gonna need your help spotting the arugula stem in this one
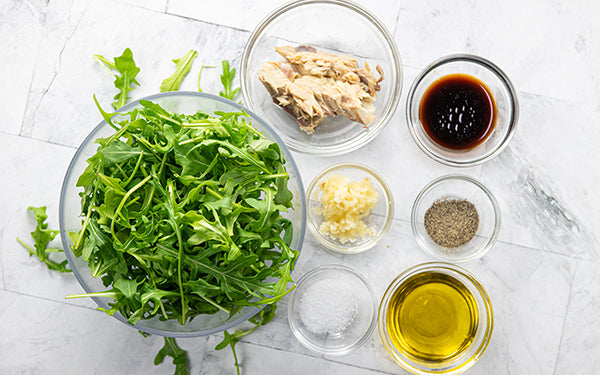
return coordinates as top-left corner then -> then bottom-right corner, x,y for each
205,187 -> 222,199
17,237 -> 37,257
66,291 -> 120,299
192,294 -> 230,314
197,64 -> 215,92
230,341 -> 241,375
73,164 -> 103,253
123,151 -> 144,186
110,174 -> 152,239
261,173 -> 289,179
93,54 -> 116,71
131,134 -> 159,154
166,181 -> 187,324
124,196 -> 140,208
114,163 -> 128,180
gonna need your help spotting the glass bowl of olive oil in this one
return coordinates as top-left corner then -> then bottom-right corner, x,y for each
378,262 -> 493,374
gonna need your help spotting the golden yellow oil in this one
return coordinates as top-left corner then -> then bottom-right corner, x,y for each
386,271 -> 478,363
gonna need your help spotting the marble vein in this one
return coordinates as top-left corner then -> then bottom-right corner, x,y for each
26,1 -> 91,138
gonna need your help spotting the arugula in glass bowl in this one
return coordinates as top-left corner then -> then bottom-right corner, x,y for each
60,92 -> 305,336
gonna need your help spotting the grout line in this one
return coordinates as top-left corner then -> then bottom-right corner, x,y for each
551,259 -> 580,375
0,228 -> 5,289
18,1 -> 46,138
160,6 -> 252,34
388,208 -> 600,264
0,287 -> 102,313
1,128 -> 78,150
29,136 -> 78,150
391,3 -> 406,37
240,339 -> 397,375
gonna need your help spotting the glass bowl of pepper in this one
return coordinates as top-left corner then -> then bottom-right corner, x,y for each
411,174 -> 501,263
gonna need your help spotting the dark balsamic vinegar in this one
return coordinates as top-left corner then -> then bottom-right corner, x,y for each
419,74 -> 496,150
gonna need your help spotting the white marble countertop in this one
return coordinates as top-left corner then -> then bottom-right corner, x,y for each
2,0 -> 599,374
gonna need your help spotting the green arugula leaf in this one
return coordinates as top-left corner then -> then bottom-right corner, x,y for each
154,337 -> 189,375
218,60 -> 240,100
97,48 -> 140,110
160,49 -> 198,92
17,206 -> 71,273
100,140 -> 143,164
113,277 -> 139,300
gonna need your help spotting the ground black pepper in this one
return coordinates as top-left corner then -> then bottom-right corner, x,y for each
424,199 -> 479,248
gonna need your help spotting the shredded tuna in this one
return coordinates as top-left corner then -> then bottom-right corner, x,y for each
257,45 -> 383,134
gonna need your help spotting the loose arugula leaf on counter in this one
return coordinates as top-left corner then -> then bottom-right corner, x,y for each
94,48 -> 140,109
219,60 -> 240,100
17,206 -> 71,273
160,49 -> 198,92
154,337 -> 189,375
67,99 -> 298,329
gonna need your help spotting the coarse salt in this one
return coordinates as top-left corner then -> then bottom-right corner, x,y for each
298,279 -> 358,336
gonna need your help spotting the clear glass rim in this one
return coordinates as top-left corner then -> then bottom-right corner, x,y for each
288,264 -> 378,355
306,162 -> 395,253
410,174 -> 501,263
240,0 -> 403,156
406,54 -> 519,167
58,91 -> 307,337
378,261 -> 494,374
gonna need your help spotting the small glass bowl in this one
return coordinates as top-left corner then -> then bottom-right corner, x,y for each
240,0 -> 403,156
288,264 -> 377,355
378,262 -> 493,374
306,163 -> 394,254
406,54 -> 519,167
411,174 -> 500,263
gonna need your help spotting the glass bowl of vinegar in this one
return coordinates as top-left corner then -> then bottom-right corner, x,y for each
378,262 -> 493,374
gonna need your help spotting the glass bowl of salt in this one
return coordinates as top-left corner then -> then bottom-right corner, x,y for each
287,264 -> 377,355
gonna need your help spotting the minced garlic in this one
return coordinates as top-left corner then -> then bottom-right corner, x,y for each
314,174 -> 379,243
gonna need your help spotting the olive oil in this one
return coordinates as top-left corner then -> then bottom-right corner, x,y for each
386,271 -> 478,363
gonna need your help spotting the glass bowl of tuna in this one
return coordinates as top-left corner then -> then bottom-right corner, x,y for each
288,264 -> 378,355
306,162 -> 394,254
58,91 -> 306,337
240,0 -> 403,156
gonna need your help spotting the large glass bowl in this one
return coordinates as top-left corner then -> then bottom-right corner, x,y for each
240,0 -> 403,156
58,91 -> 306,338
